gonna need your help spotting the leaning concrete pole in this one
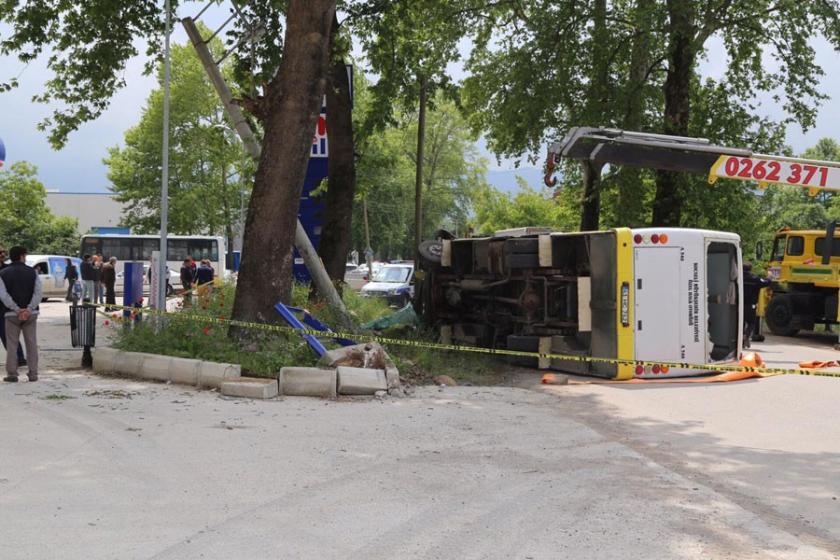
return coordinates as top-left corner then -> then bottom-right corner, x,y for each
183,17 -> 352,328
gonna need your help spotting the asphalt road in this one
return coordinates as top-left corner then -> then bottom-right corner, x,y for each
0,302 -> 837,559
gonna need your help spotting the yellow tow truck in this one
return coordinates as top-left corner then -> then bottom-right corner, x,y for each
761,223 -> 839,336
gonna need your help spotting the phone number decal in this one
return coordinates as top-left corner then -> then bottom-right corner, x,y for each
710,155 -> 840,192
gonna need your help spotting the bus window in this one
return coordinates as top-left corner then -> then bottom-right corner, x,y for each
814,237 -> 840,258
167,240 -> 189,261
188,239 -> 218,261
707,242 -> 738,362
102,238 -> 134,260
786,236 -> 805,256
138,239 -> 157,260
81,237 -> 101,257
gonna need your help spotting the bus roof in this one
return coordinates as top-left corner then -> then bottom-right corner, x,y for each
81,234 -> 224,240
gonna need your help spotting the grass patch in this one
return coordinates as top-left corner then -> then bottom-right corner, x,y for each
112,281 -> 508,384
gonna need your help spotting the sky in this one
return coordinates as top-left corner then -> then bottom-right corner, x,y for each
0,7 -> 839,195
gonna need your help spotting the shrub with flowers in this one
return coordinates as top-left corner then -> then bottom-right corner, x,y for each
112,282 -> 319,376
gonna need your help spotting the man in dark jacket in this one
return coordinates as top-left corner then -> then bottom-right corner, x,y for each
64,257 -> 78,302
179,258 -> 196,307
101,256 -> 117,310
0,246 -> 41,382
743,262 -> 772,348
80,254 -> 95,302
0,248 -> 25,366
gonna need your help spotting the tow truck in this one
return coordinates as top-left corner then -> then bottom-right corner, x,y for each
543,127 -> 840,347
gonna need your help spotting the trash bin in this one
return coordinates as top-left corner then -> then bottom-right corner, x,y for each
70,304 -> 96,367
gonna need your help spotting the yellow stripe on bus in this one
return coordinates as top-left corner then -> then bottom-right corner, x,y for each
615,228 -> 635,380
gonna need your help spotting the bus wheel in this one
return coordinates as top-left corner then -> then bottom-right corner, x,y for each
765,296 -> 799,337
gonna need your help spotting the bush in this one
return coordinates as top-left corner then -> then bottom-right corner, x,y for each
112,281 -> 507,383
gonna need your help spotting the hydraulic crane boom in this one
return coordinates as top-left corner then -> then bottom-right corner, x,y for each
545,127 -> 840,196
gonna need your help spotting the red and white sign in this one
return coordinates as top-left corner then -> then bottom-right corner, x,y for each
311,111 -> 328,158
710,155 -> 840,192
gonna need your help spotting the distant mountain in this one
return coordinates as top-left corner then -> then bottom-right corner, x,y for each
486,167 -> 546,194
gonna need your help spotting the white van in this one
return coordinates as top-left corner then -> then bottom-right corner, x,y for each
25,255 -> 82,301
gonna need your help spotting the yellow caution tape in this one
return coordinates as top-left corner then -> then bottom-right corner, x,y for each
92,302 -> 840,379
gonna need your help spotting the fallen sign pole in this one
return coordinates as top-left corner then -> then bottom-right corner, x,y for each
182,16 -> 353,330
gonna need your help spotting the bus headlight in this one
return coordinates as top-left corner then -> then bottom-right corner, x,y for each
620,282 -> 630,326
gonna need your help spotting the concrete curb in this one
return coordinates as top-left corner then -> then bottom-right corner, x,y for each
279,367 -> 337,398
93,347 -> 240,389
337,366 -> 388,395
221,378 -> 279,399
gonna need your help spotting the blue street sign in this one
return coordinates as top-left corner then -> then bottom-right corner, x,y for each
0,136 -> 5,168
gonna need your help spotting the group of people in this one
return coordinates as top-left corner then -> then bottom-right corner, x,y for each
63,254 -> 118,309
180,256 -> 215,303
0,246 -> 40,382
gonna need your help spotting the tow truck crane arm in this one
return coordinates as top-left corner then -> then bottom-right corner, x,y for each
545,127 -> 840,196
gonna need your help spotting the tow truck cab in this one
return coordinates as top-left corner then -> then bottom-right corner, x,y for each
764,224 -> 840,336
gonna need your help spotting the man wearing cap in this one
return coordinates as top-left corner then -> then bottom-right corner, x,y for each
0,246 -> 41,382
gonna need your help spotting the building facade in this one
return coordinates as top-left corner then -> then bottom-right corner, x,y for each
45,191 -> 126,235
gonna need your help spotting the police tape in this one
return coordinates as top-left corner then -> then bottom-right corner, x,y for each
90,302 -> 840,379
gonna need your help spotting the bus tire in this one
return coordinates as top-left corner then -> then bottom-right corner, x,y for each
765,296 -> 799,337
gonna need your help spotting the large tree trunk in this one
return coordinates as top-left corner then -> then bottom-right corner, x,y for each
652,0 -> 695,227
616,0 -> 652,227
579,0 -> 608,230
579,161 -> 601,231
232,0 -> 335,327
317,59 -> 356,289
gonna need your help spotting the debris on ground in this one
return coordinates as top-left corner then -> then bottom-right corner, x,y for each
360,303 -> 419,331
41,394 -> 77,401
433,375 -> 457,387
84,389 -> 139,399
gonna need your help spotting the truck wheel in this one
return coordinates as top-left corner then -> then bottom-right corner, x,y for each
765,296 -> 799,337
418,240 -> 443,265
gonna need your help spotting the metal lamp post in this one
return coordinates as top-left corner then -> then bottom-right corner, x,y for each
157,0 -> 172,311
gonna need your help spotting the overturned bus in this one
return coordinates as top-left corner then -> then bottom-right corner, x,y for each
416,227 -> 742,379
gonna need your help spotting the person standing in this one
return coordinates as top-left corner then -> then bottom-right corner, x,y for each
93,255 -> 103,305
743,262 -> 771,348
0,248 -> 25,366
0,246 -> 41,382
180,257 -> 196,306
80,254 -> 95,302
64,257 -> 79,302
195,259 -> 215,302
102,257 -> 117,310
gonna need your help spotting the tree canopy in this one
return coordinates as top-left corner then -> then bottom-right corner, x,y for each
0,161 -> 79,255
352,86 -> 489,259
104,30 -> 252,246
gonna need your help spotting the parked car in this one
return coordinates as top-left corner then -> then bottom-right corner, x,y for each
345,262 -> 385,291
116,264 -> 179,296
25,255 -> 81,301
360,263 -> 414,307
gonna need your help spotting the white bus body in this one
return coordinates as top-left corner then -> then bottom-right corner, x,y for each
629,228 -> 742,378
79,234 -> 226,293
